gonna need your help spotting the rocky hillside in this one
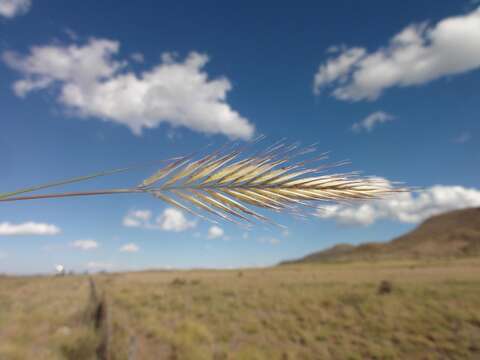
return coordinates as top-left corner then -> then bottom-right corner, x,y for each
282,207 -> 480,264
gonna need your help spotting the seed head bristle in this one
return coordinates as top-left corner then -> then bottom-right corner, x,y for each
138,141 -> 405,225
0,140 -> 406,227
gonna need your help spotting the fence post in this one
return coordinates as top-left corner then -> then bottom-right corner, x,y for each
128,335 -> 138,360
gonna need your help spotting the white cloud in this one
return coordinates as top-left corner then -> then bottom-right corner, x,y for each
314,7 -> 480,101
258,237 -> 280,245
119,243 -> 139,252
453,131 -> 471,144
317,184 -> 480,226
3,38 -> 255,139
0,222 -> 60,236
0,0 -> 31,18
157,208 -> 196,232
314,47 -> 366,94
130,52 -> 144,63
123,209 -> 152,228
123,208 -> 195,232
72,239 -> 98,250
352,111 -> 394,132
207,225 -> 224,239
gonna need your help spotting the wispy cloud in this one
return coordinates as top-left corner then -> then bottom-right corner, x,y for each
64,28 -> 79,41
72,239 -> 99,250
0,0 -> 31,18
258,237 -> 280,245
314,7 -> 480,101
119,243 -> 139,253
0,222 -> 60,236
352,111 -> 394,132
3,39 -> 254,139
86,261 -> 114,271
130,52 -> 144,63
317,183 -> 480,226
453,131 -> 471,144
123,210 -> 152,228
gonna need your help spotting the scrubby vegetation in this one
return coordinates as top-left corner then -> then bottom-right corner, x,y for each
1,258 -> 480,359
0,275 -> 97,359
283,208 -> 480,264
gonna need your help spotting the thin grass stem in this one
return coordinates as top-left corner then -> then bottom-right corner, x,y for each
0,189 -> 140,202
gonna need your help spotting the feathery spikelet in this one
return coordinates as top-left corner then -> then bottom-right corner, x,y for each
136,141 -> 403,226
0,141 -> 405,227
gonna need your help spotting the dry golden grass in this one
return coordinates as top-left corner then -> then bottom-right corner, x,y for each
0,275 -> 97,360
101,258 -> 480,360
1,258 -> 480,359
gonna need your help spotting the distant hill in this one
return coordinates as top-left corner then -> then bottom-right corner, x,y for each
281,207 -> 480,264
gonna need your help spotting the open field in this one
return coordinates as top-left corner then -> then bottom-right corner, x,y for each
1,258 -> 480,359
0,275 -> 97,359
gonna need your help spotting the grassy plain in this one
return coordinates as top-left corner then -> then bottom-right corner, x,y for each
0,275 -> 97,359
1,258 -> 480,359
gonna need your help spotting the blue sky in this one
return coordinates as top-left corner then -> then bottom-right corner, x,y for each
1,0 -> 479,274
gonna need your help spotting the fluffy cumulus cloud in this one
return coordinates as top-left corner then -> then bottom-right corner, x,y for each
314,7 -> 480,101
123,210 -> 152,228
119,243 -> 139,252
352,111 -> 394,132
0,0 -> 31,18
72,239 -> 98,250
0,222 -> 60,236
2,39 -> 255,139
207,225 -> 224,239
157,208 -> 196,232
317,184 -> 480,226
123,208 -> 196,232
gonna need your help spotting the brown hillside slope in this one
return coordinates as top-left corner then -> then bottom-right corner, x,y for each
282,207 -> 480,264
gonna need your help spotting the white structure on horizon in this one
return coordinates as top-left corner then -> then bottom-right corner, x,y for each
55,264 -> 65,276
